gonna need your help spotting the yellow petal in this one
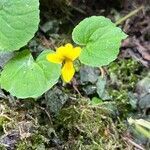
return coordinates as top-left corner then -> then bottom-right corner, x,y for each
63,46 -> 81,61
61,60 -> 75,83
71,47 -> 82,61
56,46 -> 65,53
56,43 -> 81,61
65,43 -> 73,50
46,53 -> 63,64
57,44 -> 73,58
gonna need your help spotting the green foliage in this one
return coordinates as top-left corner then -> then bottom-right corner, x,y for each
0,115 -> 10,126
90,97 -> 103,105
107,59 -> 147,117
128,118 -> 150,139
72,16 -> 128,67
0,0 -> 39,51
0,145 -> 6,150
0,50 -> 61,98
109,59 -> 141,89
56,99 -> 127,149
16,134 -> 46,150
0,2 -> 128,98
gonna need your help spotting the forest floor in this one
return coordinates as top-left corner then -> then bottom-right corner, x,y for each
0,0 -> 150,150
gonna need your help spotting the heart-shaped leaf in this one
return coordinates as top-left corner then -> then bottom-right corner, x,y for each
72,16 -> 128,67
0,0 -> 39,51
0,50 -> 61,98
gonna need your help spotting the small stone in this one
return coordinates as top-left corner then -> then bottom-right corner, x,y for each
135,74 -> 150,112
45,87 -> 68,114
82,85 -> 97,95
80,66 -> 100,85
0,131 -> 20,150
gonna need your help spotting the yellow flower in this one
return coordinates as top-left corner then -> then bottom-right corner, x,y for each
46,43 -> 81,83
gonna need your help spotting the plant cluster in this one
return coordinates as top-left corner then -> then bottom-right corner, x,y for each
0,0 -> 127,98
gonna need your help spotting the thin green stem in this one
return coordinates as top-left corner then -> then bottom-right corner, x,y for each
115,6 -> 144,25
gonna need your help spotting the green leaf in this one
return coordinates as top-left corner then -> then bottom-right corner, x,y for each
96,76 -> 112,100
90,97 -> 103,105
72,16 -> 115,45
0,50 -> 61,98
0,0 -> 39,51
72,16 -> 128,67
128,118 -> 150,139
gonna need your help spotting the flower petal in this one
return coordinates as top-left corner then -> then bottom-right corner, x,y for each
65,43 -> 73,50
56,43 -> 81,61
61,60 -> 75,82
64,46 -> 82,61
46,53 -> 63,64
56,46 -> 65,54
57,44 -> 73,57
71,47 -> 82,61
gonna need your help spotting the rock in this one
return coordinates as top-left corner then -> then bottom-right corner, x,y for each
136,74 -> 150,97
135,73 -> 150,113
45,87 -> 68,114
80,66 -> 100,85
82,85 -> 97,95
0,131 -> 20,150
138,94 -> 150,111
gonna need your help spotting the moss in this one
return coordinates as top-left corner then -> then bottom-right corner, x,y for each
52,59 -> 146,149
0,59 -> 147,150
108,59 -> 146,117
0,115 -> 10,133
56,98 -> 128,149
16,134 -> 46,150
0,100 -> 49,150
108,59 -> 143,90
0,145 -> 6,150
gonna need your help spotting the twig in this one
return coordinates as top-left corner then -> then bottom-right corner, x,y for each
35,104 -> 53,125
73,84 -> 82,96
123,137 -> 145,150
0,114 -> 12,121
115,6 -> 144,25
71,6 -> 86,15
72,78 -> 83,97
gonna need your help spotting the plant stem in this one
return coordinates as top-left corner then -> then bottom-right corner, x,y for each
115,6 -> 144,25
100,67 -> 105,78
